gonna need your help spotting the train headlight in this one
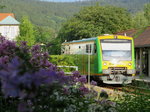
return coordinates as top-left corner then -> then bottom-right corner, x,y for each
128,63 -> 132,66
127,69 -> 135,74
103,69 -> 111,74
103,63 -> 107,66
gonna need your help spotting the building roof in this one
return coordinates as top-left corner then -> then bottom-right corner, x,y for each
62,37 -> 97,45
134,27 -> 150,48
0,13 -> 15,21
115,29 -> 137,37
115,27 -> 150,48
0,16 -> 20,25
0,13 -> 19,25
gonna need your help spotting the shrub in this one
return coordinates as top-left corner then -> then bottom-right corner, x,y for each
49,55 -> 77,72
0,36 -> 116,112
116,87 -> 150,112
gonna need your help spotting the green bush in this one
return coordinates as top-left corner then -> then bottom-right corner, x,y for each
49,55 -> 77,72
49,55 -> 76,66
116,87 -> 150,112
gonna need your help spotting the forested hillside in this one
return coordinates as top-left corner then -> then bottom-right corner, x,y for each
0,0 -> 81,31
97,0 -> 150,13
0,0 -> 150,31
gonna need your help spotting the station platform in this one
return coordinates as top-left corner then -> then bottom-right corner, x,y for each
134,75 -> 150,83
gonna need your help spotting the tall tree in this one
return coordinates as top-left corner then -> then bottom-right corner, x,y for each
34,26 -> 54,45
0,5 -> 5,9
0,1 -> 5,10
34,26 -> 57,53
132,12 -> 148,28
17,16 -> 35,46
144,3 -> 150,24
58,5 -> 133,41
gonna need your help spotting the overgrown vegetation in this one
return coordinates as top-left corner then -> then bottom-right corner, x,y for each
116,85 -> 150,112
0,36 -> 117,112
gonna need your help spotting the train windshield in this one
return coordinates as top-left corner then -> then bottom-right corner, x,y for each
101,39 -> 132,61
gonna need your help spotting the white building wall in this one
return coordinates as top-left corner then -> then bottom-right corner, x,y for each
0,25 -> 19,40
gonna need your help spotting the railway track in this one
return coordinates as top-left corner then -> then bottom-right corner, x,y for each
86,81 -> 150,97
101,84 -> 150,96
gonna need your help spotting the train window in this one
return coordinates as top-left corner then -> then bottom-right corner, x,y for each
94,43 -> 97,53
86,44 -> 92,53
101,39 -> 132,61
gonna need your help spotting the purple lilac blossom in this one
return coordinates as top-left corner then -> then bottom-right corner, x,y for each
79,86 -> 89,95
72,71 -> 80,78
0,56 -> 9,65
78,75 -> 87,84
0,37 -> 98,112
43,52 -> 49,58
19,41 -> 29,53
0,36 -> 5,42
0,37 -> 16,57
91,80 -> 97,86
31,44 -> 41,55
57,70 -> 64,76
0,57 -> 22,97
20,41 -> 27,46
0,56 -> 67,97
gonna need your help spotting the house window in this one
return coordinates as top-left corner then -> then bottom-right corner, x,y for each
4,26 -> 8,36
11,26 -> 15,38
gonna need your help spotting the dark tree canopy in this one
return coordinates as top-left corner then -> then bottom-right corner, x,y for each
58,5 -> 133,41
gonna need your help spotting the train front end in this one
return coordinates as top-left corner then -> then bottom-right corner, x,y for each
97,35 -> 135,84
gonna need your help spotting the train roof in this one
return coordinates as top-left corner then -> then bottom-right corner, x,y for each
62,35 -> 133,45
62,37 -> 97,45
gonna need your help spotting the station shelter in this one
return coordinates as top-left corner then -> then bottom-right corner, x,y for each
116,26 -> 150,78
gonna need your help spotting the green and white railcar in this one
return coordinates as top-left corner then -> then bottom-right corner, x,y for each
61,35 -> 135,84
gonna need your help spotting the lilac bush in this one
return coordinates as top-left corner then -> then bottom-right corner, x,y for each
0,36 -> 93,111
0,36 -> 58,97
0,36 -> 116,112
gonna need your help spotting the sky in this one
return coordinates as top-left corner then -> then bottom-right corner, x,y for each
41,0 -> 88,2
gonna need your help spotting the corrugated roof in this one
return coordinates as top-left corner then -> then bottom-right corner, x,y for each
0,13 -> 14,21
0,16 -> 20,25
